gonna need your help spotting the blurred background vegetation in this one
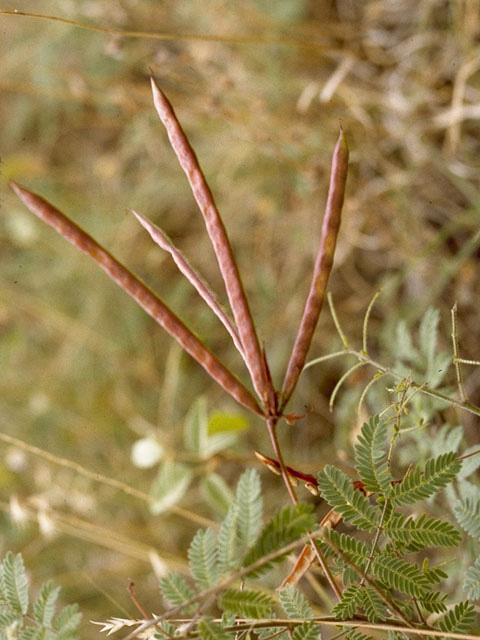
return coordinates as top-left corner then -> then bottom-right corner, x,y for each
1,0 -> 480,632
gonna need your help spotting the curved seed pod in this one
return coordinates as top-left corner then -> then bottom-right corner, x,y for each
281,128 -> 349,408
10,181 -> 263,417
150,76 -> 272,410
131,209 -> 244,356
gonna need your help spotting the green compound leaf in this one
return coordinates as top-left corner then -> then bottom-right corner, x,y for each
236,468 -> 263,549
150,460 -> 193,515
384,513 -> 461,548
324,529 -> 372,571
333,584 -> 362,620
389,452 -> 461,506
219,588 -> 275,618
184,396 -> 209,457
343,630 -> 373,640
463,557 -> 480,600
159,572 -> 195,613
317,466 -> 380,532
52,603 -> 82,638
242,503 -> 316,577
437,601 -> 476,633
202,473 -> 235,519
291,622 -> 321,640
188,528 -> 220,589
372,554 -> 429,598
33,580 -> 60,626
454,496 -> 480,539
197,617 -> 234,640
360,585 -> 387,622
218,505 -> 240,573
354,416 -> 392,494
279,584 -> 313,619
0,552 -> 29,615
418,591 -> 448,614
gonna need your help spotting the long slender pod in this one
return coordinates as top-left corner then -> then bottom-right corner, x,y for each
150,76 -> 273,411
281,129 -> 349,408
10,181 -> 263,417
131,209 -> 244,356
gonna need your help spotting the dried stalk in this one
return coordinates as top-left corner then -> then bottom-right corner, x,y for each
281,129 -> 349,409
150,75 -> 273,410
10,181 -> 263,417
131,209 -> 244,356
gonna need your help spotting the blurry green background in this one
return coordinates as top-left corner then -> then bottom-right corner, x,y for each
1,0 -> 480,630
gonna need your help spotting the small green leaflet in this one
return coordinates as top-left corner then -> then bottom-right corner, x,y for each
389,452 -> 461,506
333,584 -> 362,620
197,617 -> 234,640
371,554 -> 429,598
454,496 -> 480,539
219,588 -> 275,618
384,513 -> 461,548
242,503 -> 316,576
188,528 -> 220,589
0,552 -> 29,615
236,468 -> 263,549
354,416 -> 392,494
33,580 -> 60,626
159,572 -> 195,612
437,601 -> 476,633
279,584 -> 313,619
463,557 -> 480,600
202,473 -> 235,518
317,466 -> 380,532
291,622 -> 321,640
150,460 -> 192,514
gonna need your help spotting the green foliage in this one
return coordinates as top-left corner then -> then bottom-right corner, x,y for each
343,630 -> 373,640
0,552 -> 29,616
159,572 -> 195,612
371,554 -> 429,597
218,505 -> 240,573
389,452 -> 461,506
463,557 -> 480,600
417,591 -> 447,614
354,416 -> 392,494
150,460 -> 193,515
291,622 -> 321,640
219,588 -> 275,618
360,586 -> 387,622
188,528 -> 220,589
437,601 -> 476,633
324,530 -> 371,571
242,503 -> 316,576
0,553 -> 81,639
454,496 -> 480,539
333,584 -> 363,620
197,618 -> 234,640
279,585 -> 313,619
202,473 -> 235,518
317,466 -> 380,531
384,513 -> 461,549
235,468 -> 263,549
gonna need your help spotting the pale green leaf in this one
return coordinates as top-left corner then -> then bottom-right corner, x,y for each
0,552 -> 29,615
33,580 -> 60,626
372,554 -> 429,597
197,618 -> 233,640
279,584 -> 313,619
159,572 -> 195,613
454,496 -> 480,539
184,396 -> 209,457
208,412 -> 248,434
201,473 -> 234,518
463,557 -> 480,600
354,416 -> 392,494
150,461 -> 192,514
236,469 -> 263,549
218,505 -> 239,573
220,588 -> 275,618
188,528 -> 219,589
292,622 -> 321,640
438,601 -> 476,633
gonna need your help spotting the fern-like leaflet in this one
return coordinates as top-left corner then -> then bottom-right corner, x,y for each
317,466 -> 380,532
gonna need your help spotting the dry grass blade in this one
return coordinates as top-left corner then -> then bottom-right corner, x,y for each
281,128 -> 349,408
150,75 -> 272,410
131,209 -> 245,356
10,181 -> 263,417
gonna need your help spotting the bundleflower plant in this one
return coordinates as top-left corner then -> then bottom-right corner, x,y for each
10,74 -> 348,595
